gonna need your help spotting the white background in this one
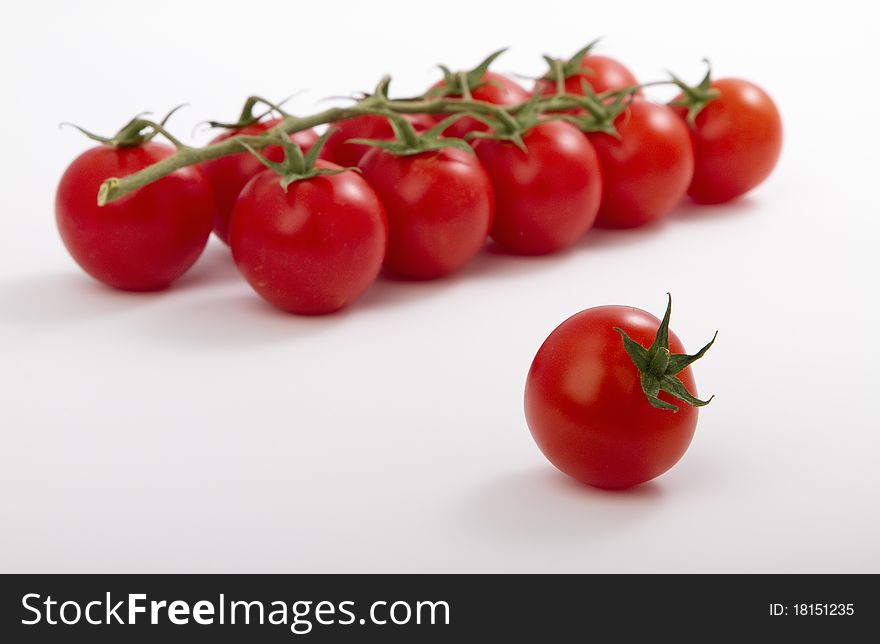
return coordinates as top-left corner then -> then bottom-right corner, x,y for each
1,0 -> 878,573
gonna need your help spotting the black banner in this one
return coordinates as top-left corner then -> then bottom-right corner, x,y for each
0,574 -> 875,641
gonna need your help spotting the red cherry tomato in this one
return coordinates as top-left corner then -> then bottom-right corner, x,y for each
429,71 -> 529,138
534,54 -> 638,98
200,118 -> 319,244
473,121 -> 602,255
671,78 -> 782,204
525,305 -> 701,489
587,98 -> 694,228
55,142 -> 214,291
319,114 -> 432,168
358,146 -> 494,279
229,161 -> 387,315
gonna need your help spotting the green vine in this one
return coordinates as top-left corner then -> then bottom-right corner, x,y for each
85,50 -> 717,206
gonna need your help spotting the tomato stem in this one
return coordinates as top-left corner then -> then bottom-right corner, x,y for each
614,294 -> 717,413
667,60 -> 720,124
90,52 -> 714,206
206,95 -> 293,130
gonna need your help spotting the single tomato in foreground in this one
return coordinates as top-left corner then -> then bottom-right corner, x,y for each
587,98 -> 694,228
229,159 -> 387,315
473,121 -> 602,255
358,145 -> 494,279
671,78 -> 782,204
525,295 -> 715,489
201,118 -> 319,244
56,141 -> 214,291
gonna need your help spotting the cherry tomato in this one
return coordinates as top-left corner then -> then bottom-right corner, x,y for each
229,161 -> 387,314
56,141 -> 214,291
587,98 -> 694,228
671,78 -> 782,204
534,54 -> 638,98
200,118 -> 319,244
358,146 -> 494,279
429,71 -> 529,138
473,121 -> 602,255
319,114 -> 432,168
525,303 -> 705,489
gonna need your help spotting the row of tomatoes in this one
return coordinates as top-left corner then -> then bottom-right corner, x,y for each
55,51 -> 782,314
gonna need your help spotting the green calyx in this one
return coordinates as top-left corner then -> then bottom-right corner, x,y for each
431,48 -> 508,97
62,105 -> 188,149
349,76 -> 478,156
207,95 -> 292,131
465,105 -> 528,152
464,90 -> 547,150
549,79 -> 631,137
349,112 -> 476,157
615,294 -> 717,413
238,129 -> 350,191
668,60 -> 720,125
540,39 -> 601,90
463,80 -> 629,151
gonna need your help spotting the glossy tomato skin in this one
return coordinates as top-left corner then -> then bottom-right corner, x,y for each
201,118 -> 319,244
525,306 -> 699,489
229,161 -> 387,315
587,98 -> 694,228
55,142 -> 214,291
429,71 -> 530,138
473,121 -> 602,255
534,54 -> 638,98
358,147 -> 494,279
319,114 -> 432,168
671,78 -> 782,204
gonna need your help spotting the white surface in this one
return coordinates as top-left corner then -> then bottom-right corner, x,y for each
1,0 -> 878,573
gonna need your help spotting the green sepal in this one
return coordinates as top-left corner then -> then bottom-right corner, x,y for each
668,60 -> 720,125
554,79 -> 631,136
430,48 -> 509,97
238,129 -> 354,191
372,76 -> 393,101
561,39 -> 602,77
466,128 -> 526,152
539,39 -> 602,86
615,327 -> 649,371
348,113 -> 476,157
667,331 -> 718,375
547,113 -> 619,139
660,374 -> 714,408
513,89 -> 550,129
614,294 -> 716,413
459,91 -> 541,152
421,113 -> 469,139
207,95 -> 292,130
639,374 -> 679,412
62,105 -> 187,148
302,128 -> 327,168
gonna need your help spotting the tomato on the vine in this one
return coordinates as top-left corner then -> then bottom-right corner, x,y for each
229,160 -> 387,315
587,98 -> 694,228
534,53 -> 637,98
358,146 -> 494,279
200,118 -> 319,244
428,71 -> 529,139
473,121 -> 602,255
525,296 -> 715,489
319,114 -> 432,168
56,141 -> 214,291
671,78 -> 782,204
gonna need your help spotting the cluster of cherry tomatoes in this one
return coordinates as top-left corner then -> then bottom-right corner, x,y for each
55,46 -> 782,315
